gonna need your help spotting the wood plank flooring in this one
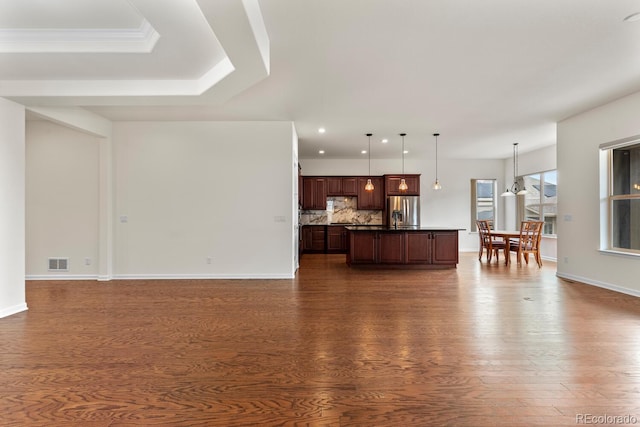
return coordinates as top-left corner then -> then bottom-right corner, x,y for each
2,253 -> 640,426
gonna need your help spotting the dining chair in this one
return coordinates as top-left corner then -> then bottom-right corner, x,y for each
476,220 -> 506,263
507,220 -> 544,267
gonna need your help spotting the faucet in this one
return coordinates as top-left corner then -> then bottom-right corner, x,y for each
392,210 -> 401,229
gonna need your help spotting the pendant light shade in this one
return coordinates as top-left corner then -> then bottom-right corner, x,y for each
501,142 -> 527,197
432,133 -> 442,190
365,133 -> 374,192
399,133 -> 408,192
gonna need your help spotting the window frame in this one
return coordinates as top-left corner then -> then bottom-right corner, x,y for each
470,178 -> 497,232
520,169 -> 557,236
601,137 -> 640,255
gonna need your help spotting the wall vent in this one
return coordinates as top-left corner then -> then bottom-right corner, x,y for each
48,258 -> 69,272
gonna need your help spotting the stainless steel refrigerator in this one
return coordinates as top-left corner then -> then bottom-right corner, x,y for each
387,196 -> 420,227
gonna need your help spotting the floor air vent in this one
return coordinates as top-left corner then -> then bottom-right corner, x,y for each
48,258 -> 69,271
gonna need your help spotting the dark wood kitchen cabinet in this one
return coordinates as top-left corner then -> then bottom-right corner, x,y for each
326,177 -> 358,196
385,174 -> 420,196
302,177 -> 327,210
347,229 -> 459,268
378,232 -> 405,264
302,225 -> 326,253
356,177 -> 384,210
326,225 -> 348,253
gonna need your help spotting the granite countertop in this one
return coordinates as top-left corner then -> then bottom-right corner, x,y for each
345,225 -> 464,231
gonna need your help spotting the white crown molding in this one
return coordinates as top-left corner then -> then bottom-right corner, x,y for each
0,57 -> 234,97
0,19 -> 160,53
0,0 -> 269,104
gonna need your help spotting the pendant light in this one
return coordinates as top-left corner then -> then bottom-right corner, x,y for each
501,142 -> 527,197
398,133 -> 408,192
365,133 -> 374,192
432,133 -> 442,190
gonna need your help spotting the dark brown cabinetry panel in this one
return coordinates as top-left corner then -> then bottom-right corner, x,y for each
348,231 -> 377,263
356,177 -> 384,210
341,177 -> 358,196
302,178 -> 327,210
405,232 -> 431,264
431,231 -> 459,264
326,177 -> 342,196
378,232 -> 405,264
347,229 -> 458,268
302,225 -> 326,252
385,174 -> 420,196
326,177 -> 359,196
327,226 -> 348,253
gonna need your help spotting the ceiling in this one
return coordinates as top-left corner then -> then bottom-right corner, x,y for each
3,0 -> 640,160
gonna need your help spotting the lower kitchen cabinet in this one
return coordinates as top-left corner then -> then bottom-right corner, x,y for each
302,225 -> 326,253
346,229 -> 459,268
326,225 -> 348,253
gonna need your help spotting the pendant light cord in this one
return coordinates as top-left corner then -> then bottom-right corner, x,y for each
367,133 -> 372,176
435,133 -> 439,180
400,133 -> 405,174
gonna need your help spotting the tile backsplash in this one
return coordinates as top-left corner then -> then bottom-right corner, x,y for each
300,197 -> 383,225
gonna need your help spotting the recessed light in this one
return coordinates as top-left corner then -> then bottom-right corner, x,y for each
404,150 -> 409,154
319,150 -> 325,154
318,127 -> 326,134
381,139 -> 388,143
361,150 -> 367,154
624,12 -> 640,22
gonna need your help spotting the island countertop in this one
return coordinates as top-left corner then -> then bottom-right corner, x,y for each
345,225 -> 464,232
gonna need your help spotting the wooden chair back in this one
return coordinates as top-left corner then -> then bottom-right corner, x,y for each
510,220 -> 544,267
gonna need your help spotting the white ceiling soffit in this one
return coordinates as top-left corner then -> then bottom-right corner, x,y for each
0,0 -> 270,102
0,20 -> 160,53
0,0 -> 160,54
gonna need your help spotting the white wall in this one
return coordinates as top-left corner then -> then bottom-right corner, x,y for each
25,121 -> 101,278
113,121 -> 296,278
300,156 -> 506,252
558,90 -> 640,296
0,98 -> 27,318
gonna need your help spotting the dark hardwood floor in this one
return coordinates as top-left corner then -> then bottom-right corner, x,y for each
2,253 -> 640,426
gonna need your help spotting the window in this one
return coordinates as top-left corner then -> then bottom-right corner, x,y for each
471,179 -> 497,231
521,170 -> 557,235
605,141 -> 640,252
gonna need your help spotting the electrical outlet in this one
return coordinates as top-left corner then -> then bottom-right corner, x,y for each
564,257 -> 569,264
206,257 -> 212,264
84,257 -> 91,266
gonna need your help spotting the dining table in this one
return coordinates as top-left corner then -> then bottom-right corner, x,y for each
490,230 -> 521,265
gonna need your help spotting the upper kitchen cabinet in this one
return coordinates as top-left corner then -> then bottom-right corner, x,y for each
385,174 -> 420,196
302,177 -> 327,210
356,177 -> 384,210
326,177 -> 358,196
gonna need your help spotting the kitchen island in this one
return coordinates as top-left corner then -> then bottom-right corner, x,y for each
346,226 -> 460,268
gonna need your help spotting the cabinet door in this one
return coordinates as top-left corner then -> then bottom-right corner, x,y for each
348,231 -> 377,263
326,177 -> 343,196
405,232 -> 431,264
357,177 -> 384,210
302,225 -> 326,252
431,231 -> 459,264
302,178 -> 327,210
385,175 -> 420,196
342,177 -> 358,196
327,226 -> 347,253
378,232 -> 404,264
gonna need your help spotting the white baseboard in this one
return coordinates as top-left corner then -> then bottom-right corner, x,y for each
0,302 -> 28,318
556,272 -> 640,298
26,274 -> 99,281
112,273 -> 296,280
27,273 -> 295,281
